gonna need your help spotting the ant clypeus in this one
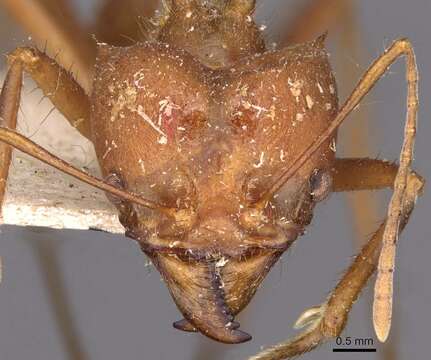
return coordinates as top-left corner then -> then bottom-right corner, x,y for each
0,1 -> 425,359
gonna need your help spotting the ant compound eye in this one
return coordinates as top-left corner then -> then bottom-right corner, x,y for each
104,172 -> 126,206
309,169 -> 332,202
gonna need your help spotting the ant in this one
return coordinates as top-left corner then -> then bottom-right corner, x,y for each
0,1 -> 424,359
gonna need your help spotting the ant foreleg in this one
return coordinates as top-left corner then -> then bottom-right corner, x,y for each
0,47 -> 91,209
2,0 -> 94,90
94,0 -> 159,46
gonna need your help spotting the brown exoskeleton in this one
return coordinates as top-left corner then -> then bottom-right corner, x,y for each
0,0 -> 424,358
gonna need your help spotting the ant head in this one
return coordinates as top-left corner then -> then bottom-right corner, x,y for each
91,36 -> 337,344
159,0 -> 265,68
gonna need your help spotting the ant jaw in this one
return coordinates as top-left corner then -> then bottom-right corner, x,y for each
124,207 -> 302,343
142,245 -> 285,343
151,252 -> 253,344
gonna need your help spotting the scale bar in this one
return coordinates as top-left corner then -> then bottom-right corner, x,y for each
333,348 -> 377,353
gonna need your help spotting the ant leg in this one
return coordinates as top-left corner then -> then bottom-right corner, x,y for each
278,0 -> 352,46
2,0 -> 95,90
332,158 -> 400,192
0,47 -> 91,208
249,159 -> 424,360
251,36 -> 421,359
5,47 -> 92,138
280,0 -> 380,257
0,60 -> 19,212
94,0 -> 159,46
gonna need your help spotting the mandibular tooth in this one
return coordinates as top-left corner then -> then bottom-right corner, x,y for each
173,319 -> 197,332
154,253 -> 252,343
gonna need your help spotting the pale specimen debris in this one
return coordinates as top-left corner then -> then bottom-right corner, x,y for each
296,113 -> 304,122
305,95 -> 314,109
136,105 -> 168,144
253,152 -> 265,168
330,138 -> 337,152
288,78 -> 304,98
